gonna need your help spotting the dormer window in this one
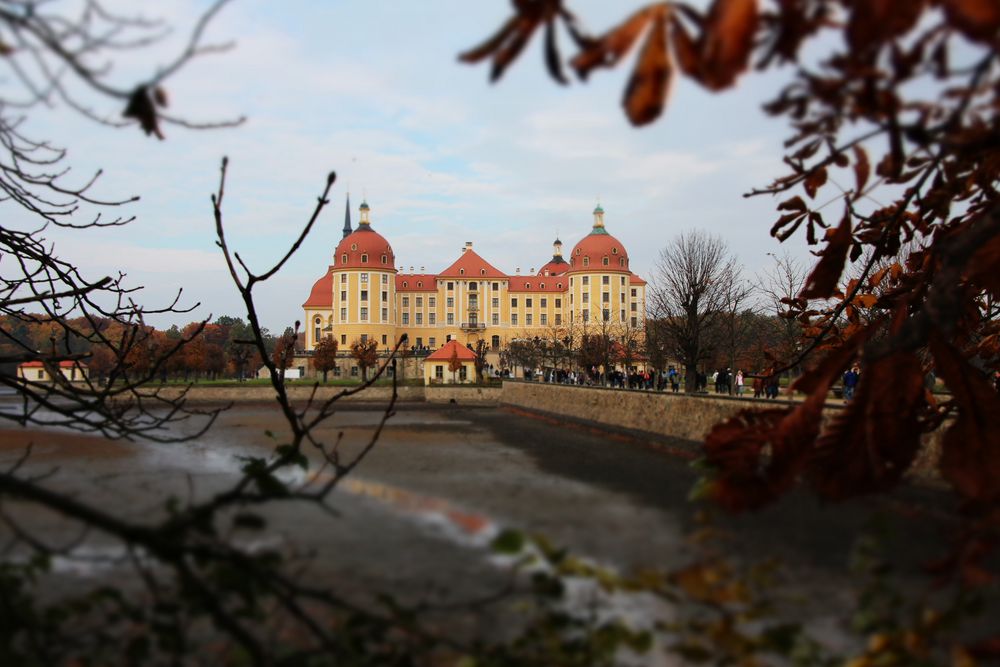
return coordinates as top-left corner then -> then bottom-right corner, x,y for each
361,254 -> 368,263
459,268 -> 465,275
341,254 -> 348,264
481,269 -> 486,275
612,247 -> 618,254
583,257 -> 590,267
540,283 -> 545,288
602,257 -> 609,266
403,281 -> 408,287
417,281 -> 423,287
620,258 -> 626,267
381,254 -> 387,264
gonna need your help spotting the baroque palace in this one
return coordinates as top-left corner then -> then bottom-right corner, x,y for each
302,198 -> 646,374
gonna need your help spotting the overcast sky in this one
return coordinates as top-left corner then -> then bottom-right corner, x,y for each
19,1 -> 824,332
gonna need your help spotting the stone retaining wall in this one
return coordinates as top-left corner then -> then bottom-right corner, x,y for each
424,386 -> 502,403
155,385 -> 424,403
500,381 -> 942,475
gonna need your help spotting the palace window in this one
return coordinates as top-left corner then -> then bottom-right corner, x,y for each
621,310 -> 626,321
341,334 -> 347,345
429,313 -> 436,325
631,288 -> 637,297
555,298 -> 561,308
603,309 -> 610,322
583,257 -> 590,267
360,273 -> 368,283
621,276 -> 626,285
582,310 -> 590,322
447,296 -> 454,307
469,282 -> 477,291
540,314 -> 547,325
526,298 -> 532,308
492,297 -> 499,308
582,293 -> 589,303
541,298 -> 547,308
447,314 -> 454,325
582,276 -> 589,285
620,291 -> 625,303
631,302 -> 638,311
512,314 -> 518,325
382,274 -> 389,284
602,275 -> 609,285
382,291 -> 388,302
360,290 -> 368,301
361,254 -> 368,264
402,313 -> 409,325
360,307 -> 368,321
360,334 -> 368,343
492,282 -> 499,291
340,290 -> 347,301
492,313 -> 499,325
340,307 -> 347,320
429,337 -> 436,348
447,282 -> 454,290
429,297 -> 436,308
631,316 -> 638,327
526,314 -> 533,325
341,273 -> 347,284
555,314 -> 562,325
415,313 -> 423,325
416,297 -> 423,307
435,365 -> 444,379
603,257 -> 609,266
402,296 -> 409,307
382,307 -> 388,320
602,292 -> 609,303
511,297 -> 518,307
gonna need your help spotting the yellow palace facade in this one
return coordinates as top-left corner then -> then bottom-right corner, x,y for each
302,200 -> 646,366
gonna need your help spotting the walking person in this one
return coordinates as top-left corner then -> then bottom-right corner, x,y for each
735,369 -> 744,396
843,365 -> 859,402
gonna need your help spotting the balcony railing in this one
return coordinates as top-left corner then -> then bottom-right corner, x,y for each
460,322 -> 486,331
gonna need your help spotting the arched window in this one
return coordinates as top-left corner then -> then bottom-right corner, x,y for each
341,254 -> 347,264
557,282 -> 563,289
481,269 -> 486,275
361,254 -> 368,263
403,281 -> 408,288
583,257 -> 590,267
417,281 -> 423,287
620,258 -> 626,267
459,268 -> 465,275
381,254 -> 387,264
602,257 -> 609,266
540,283 -> 545,289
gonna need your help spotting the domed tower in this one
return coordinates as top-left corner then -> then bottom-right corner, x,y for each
567,205 -> 632,327
537,237 -> 569,277
326,200 -> 399,352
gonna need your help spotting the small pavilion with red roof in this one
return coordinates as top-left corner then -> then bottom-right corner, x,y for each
423,339 -> 479,384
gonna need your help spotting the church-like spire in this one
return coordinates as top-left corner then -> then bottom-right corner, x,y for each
552,237 -> 565,262
342,193 -> 353,239
591,203 -> 608,234
358,199 -> 371,227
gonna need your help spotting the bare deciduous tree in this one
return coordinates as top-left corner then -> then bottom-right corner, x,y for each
648,231 -> 741,392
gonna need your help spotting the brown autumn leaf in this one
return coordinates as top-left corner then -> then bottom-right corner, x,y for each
806,351 -> 925,500
491,16 -> 542,82
854,293 -> 878,308
965,226 -> 1000,297
942,0 -> 1000,44
698,0 -> 759,90
571,6 -> 661,81
122,86 -> 163,140
852,145 -> 870,200
623,12 -> 672,126
459,15 -> 520,63
803,166 -> 827,198
930,336 -> 1000,503
0,39 -> 13,56
544,19 -> 568,85
670,15 -> 700,78
791,328 -> 867,395
846,0 -> 927,53
800,211 -> 852,299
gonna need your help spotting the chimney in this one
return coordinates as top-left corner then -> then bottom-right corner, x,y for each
463,241 -> 473,254
409,266 -> 414,273
530,267 -> 535,274
420,266 -> 425,273
516,267 -> 521,275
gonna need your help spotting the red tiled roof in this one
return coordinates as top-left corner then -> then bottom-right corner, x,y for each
334,226 -> 396,271
537,259 -> 569,277
425,339 -> 478,362
438,248 -> 507,279
395,274 -> 438,291
507,276 -> 567,292
302,267 -> 333,308
568,231 -> 630,273
629,273 -> 647,286
20,360 -> 85,368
